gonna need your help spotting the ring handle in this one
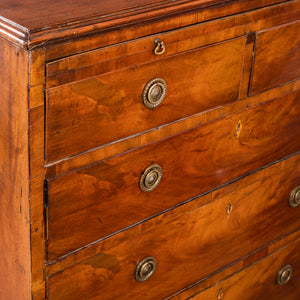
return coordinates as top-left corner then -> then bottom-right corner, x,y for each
135,257 -> 157,282
289,186 -> 300,207
154,38 -> 165,55
142,78 -> 167,110
277,265 -> 293,285
139,164 -> 162,192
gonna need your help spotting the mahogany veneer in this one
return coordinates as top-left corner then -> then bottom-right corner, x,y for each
46,37 -> 246,161
0,0 -> 299,299
189,236 -> 300,300
47,156 -> 300,299
47,93 -> 300,260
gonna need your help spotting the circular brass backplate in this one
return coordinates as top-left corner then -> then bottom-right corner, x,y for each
135,257 -> 157,282
289,186 -> 300,207
277,264 -> 293,285
142,78 -> 167,109
139,164 -> 162,192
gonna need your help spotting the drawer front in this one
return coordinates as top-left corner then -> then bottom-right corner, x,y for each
47,155 -> 300,299
250,21 -> 300,95
190,237 -> 300,300
46,92 -> 300,261
46,37 -> 246,162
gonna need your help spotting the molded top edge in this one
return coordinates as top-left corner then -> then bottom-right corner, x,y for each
0,0 -> 231,48
0,0 -> 293,49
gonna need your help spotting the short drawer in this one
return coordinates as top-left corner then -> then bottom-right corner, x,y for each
190,237 -> 300,300
250,21 -> 300,95
47,155 -> 300,299
45,92 -> 300,261
46,37 -> 246,162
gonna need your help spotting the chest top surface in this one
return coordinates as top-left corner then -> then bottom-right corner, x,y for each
0,0 -> 264,49
0,0 -> 226,29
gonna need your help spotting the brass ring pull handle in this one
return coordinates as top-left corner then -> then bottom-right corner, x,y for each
277,265 -> 293,285
289,186 -> 300,207
139,164 -> 162,192
154,38 -> 165,55
135,257 -> 157,282
142,78 -> 167,110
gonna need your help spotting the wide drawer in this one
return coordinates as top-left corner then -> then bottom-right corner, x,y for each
46,91 -> 300,261
250,21 -> 300,95
47,154 -> 300,299
46,37 -> 246,162
190,237 -> 300,300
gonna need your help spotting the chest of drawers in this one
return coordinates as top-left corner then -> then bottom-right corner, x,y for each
0,0 -> 299,299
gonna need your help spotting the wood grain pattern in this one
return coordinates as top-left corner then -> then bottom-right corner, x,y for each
44,0 -> 300,62
29,105 -> 45,289
46,27 -> 246,87
239,33 -> 255,99
45,79 -> 300,178
46,1 -> 300,87
28,52 -> 46,299
0,0 -> 290,49
45,153 -> 300,275
46,91 -> 300,261
172,231 -> 300,299
46,37 -> 246,162
0,38 -> 31,299
0,0 -> 226,30
0,1 -> 299,299
190,237 -> 300,300
47,158 -> 300,299
251,21 -> 300,95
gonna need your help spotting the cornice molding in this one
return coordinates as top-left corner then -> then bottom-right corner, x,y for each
0,0 -> 293,50
0,17 -> 28,47
0,0 -> 234,49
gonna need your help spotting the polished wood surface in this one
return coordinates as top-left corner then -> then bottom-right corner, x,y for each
47,157 -> 300,299
0,0 -> 227,30
0,0 -> 299,299
45,153 -> 300,275
28,48 -> 47,299
190,237 -> 300,300
46,27 -> 248,88
0,38 -> 31,299
46,37 -> 245,162
46,92 -> 300,260
0,0 -> 289,49
44,0 -> 300,61
251,21 -> 300,94
46,1 -> 300,86
46,79 -> 300,178
172,232 -> 300,299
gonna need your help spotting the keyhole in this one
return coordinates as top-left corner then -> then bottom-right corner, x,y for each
227,203 -> 232,216
235,120 -> 242,138
217,288 -> 224,299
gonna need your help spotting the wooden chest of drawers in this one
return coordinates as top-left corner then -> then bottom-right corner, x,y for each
0,0 -> 299,299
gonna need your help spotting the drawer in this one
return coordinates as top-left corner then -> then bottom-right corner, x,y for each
46,37 -> 246,162
250,21 -> 300,95
190,237 -> 300,300
47,155 -> 300,299
45,92 -> 300,261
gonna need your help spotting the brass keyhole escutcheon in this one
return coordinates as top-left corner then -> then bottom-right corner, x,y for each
226,203 -> 233,217
139,164 -> 162,192
142,78 -> 167,110
277,265 -> 293,285
289,185 -> 300,207
135,257 -> 157,282
217,288 -> 224,299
